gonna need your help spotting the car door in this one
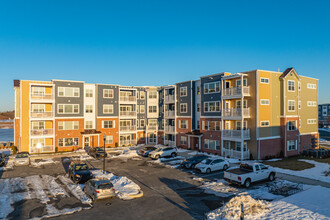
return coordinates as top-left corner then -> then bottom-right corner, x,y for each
259,164 -> 269,180
214,159 -> 222,171
209,160 -> 217,171
164,148 -> 171,157
254,165 -> 262,181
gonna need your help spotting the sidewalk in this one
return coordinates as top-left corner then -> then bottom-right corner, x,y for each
276,172 -> 330,188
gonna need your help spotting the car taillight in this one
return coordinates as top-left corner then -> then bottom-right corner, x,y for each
142,151 -> 144,153
238,177 -> 241,181
96,190 -> 100,193
112,188 -> 115,191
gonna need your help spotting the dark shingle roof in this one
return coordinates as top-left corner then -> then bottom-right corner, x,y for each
280,67 -> 294,78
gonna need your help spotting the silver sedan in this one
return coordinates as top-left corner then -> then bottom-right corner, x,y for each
84,178 -> 116,200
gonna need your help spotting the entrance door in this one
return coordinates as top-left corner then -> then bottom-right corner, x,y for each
225,121 -> 230,130
149,133 -> 156,144
225,82 -> 230,88
85,136 -> 90,147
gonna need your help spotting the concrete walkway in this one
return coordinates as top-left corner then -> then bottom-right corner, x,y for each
276,172 -> 330,188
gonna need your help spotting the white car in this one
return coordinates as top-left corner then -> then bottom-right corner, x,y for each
195,158 -> 229,173
84,178 -> 116,200
148,147 -> 177,159
14,152 -> 30,166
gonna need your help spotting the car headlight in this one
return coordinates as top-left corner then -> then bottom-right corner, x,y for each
75,174 -> 81,177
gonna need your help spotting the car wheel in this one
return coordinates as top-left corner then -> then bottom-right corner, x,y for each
223,164 -> 229,170
268,172 -> 275,181
190,164 -> 195,169
206,168 -> 211,174
171,152 -> 177,157
244,178 -> 251,188
155,154 -> 160,159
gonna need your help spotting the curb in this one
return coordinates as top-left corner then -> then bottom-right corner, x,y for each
124,190 -> 144,199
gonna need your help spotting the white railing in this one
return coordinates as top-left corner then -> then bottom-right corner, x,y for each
164,140 -> 176,146
223,108 -> 250,117
222,129 -> 250,139
223,148 -> 250,160
30,145 -> 55,154
164,110 -> 175,117
222,86 -> 250,97
146,125 -> 157,131
120,111 -> 136,117
120,140 -> 137,146
30,129 -> 53,136
165,126 -> 175,133
30,111 -> 53,118
120,96 -> 136,102
165,95 -> 175,103
31,94 -> 53,101
120,126 -> 136,132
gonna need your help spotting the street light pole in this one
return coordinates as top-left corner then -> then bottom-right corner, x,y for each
103,134 -> 106,174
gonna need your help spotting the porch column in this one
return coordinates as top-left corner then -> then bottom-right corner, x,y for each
241,74 -> 244,161
188,136 -> 190,149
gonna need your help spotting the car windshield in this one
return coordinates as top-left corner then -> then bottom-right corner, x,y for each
146,147 -> 155,151
98,183 -> 113,189
95,147 -> 104,152
75,164 -> 89,171
201,159 -> 212,165
16,154 -> 28,158
154,148 -> 163,152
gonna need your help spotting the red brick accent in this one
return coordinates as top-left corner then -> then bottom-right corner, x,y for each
137,131 -> 146,144
176,117 -> 192,148
200,118 -> 221,154
14,119 -> 20,148
280,117 -> 300,157
300,133 -> 319,150
157,131 -> 164,145
97,118 -> 119,148
259,138 -> 282,159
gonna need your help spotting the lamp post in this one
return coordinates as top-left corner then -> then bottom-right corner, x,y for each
103,134 -> 106,174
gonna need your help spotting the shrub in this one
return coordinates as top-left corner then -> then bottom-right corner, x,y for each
115,142 -> 118,147
55,147 -> 58,153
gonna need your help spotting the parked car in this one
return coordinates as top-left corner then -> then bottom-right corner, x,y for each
195,158 -> 229,173
148,147 -> 177,159
84,178 -> 116,200
138,146 -> 157,157
68,161 -> 93,183
180,155 -> 209,169
88,147 -> 107,159
0,153 -> 5,166
223,163 -> 275,188
14,152 -> 30,166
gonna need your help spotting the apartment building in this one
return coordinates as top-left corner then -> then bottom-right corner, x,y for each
14,67 -> 319,159
319,103 -> 330,127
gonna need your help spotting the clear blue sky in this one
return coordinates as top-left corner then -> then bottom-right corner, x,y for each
1,0 -> 329,111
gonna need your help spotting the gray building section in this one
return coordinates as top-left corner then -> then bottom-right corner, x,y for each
319,104 -> 330,126
158,88 -> 164,130
96,84 -> 119,117
53,80 -> 84,117
200,73 -> 223,117
136,87 -> 147,130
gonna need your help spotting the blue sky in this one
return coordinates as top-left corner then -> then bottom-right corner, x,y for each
0,0 -> 329,111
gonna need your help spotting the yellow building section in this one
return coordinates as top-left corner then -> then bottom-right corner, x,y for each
30,121 -> 53,129
30,103 -> 53,112
257,70 -> 271,125
30,138 -> 53,147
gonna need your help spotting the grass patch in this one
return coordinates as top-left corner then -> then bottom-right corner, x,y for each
263,157 -> 315,171
305,157 -> 330,164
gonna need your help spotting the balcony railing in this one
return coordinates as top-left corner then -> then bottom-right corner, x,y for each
222,86 -> 250,97
222,129 -> 250,139
30,94 -> 53,101
120,96 -> 136,102
146,125 -> 157,131
223,148 -> 250,160
120,111 -> 136,117
120,140 -> 137,146
164,140 -> 176,146
223,108 -> 250,118
120,126 -> 136,132
30,129 -> 53,136
30,145 -> 55,154
30,111 -> 53,118
165,95 -> 175,103
165,126 -> 175,133
164,110 -> 175,117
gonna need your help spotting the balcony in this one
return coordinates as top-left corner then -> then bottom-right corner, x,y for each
164,140 -> 176,146
30,93 -> 54,102
165,126 -> 175,133
30,145 -> 55,154
120,96 -> 136,102
120,140 -> 137,146
120,126 -> 136,132
222,86 -> 250,98
146,125 -> 157,131
222,129 -> 250,140
222,108 -> 250,118
30,111 -> 53,119
223,148 -> 250,160
30,129 -> 53,136
165,95 -> 175,103
164,110 -> 175,117
120,111 -> 136,117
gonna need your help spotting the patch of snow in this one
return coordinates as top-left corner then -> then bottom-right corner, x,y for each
0,148 -> 12,156
193,177 -> 204,182
160,156 -> 185,162
58,176 -> 92,204
177,148 -> 189,153
201,179 -> 239,198
266,158 -> 282,162
31,158 -> 59,167
110,149 -> 140,161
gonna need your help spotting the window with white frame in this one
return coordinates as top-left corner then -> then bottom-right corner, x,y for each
103,89 -> 113,98
307,83 -> 317,89
85,105 -> 93,113
235,142 -> 247,151
140,91 -> 145,99
140,105 -> 145,113
197,103 -> 201,112
287,140 -> 296,151
103,120 -> 114,128
298,82 -> 301,91
197,120 -> 200,129
149,91 -> 157,99
149,106 -> 157,113
197,86 -> 201,95
260,99 -> 270,105
180,103 -> 187,113
180,136 -> 187,145
236,79 -> 247,87
148,119 -> 157,126
307,101 -> 317,107
204,101 -> 220,112
260,121 -> 269,127
103,104 -> 113,114
180,87 -> 187,97
32,87 -> 45,96
288,80 -> 295,91
58,137 -> 79,147
32,121 -> 44,130
85,89 -> 93,97
58,87 -> 80,97
287,121 -> 296,131
58,104 -> 79,114
298,100 -> 301,109
140,119 -> 145,127
203,121 -> 220,131
58,121 -> 79,130
137,92 -> 139,99
204,82 -> 220,94
288,100 -> 295,111
307,119 -> 317,124
260,78 -> 269,84
85,121 -> 93,129
32,104 -> 45,112
204,139 -> 220,150
179,120 -> 188,129
105,135 -> 113,144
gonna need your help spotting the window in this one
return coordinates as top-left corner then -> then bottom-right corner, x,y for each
103,89 -> 113,98
103,120 -> 114,128
179,120 -> 188,129
140,105 -> 145,113
287,121 -> 296,131
197,86 -> 201,95
197,103 -> 201,112
58,87 -> 80,97
140,91 -> 145,99
204,82 -> 220,94
137,92 -> 139,99
58,104 -> 79,114
260,78 -> 269,84
149,106 -> 157,113
236,79 -> 247,87
103,104 -> 113,114
197,120 -> 200,129
204,139 -> 220,150
260,99 -> 269,105
307,83 -> 317,89
298,82 -> 301,91
307,101 -> 317,107
287,140 -> 296,151
85,105 -> 93,113
105,136 -> 113,144
149,91 -> 157,99
180,103 -> 187,113
140,119 -> 145,127
288,80 -> 295,91
58,121 -> 79,130
85,89 -> 93,97
32,121 -> 44,130
204,101 -> 220,112
180,136 -> 187,145
260,121 -> 269,127
203,121 -> 220,131
235,142 -> 247,151
288,100 -> 295,111
180,87 -> 187,97
85,121 -> 93,129
32,104 -> 45,112
298,101 -> 301,109
58,137 -> 79,147
32,87 -> 45,96
307,119 -> 317,124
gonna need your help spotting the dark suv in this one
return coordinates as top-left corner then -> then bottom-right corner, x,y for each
88,147 -> 107,159
0,153 -> 5,166
68,161 -> 93,183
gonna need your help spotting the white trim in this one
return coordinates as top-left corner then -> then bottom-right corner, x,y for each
260,77 -> 269,84
55,117 -> 85,119
180,103 -> 188,113
180,86 -> 187,97
260,99 -> 270,105
260,121 -> 270,127
287,100 -> 295,112
287,80 -> 295,92
200,116 -> 221,119
57,104 -> 80,114
300,132 -> 318,135
258,136 -> 281,141
103,89 -> 114,98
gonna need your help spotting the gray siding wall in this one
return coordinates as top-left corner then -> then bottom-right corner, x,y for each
136,87 -> 147,130
97,84 -> 119,117
54,80 -> 84,117
200,74 -> 223,117
158,88 -> 164,130
176,81 -> 193,117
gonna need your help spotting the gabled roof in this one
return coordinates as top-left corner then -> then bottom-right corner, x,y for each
280,67 -> 301,80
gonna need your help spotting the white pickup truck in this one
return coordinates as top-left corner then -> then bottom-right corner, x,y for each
223,163 -> 276,188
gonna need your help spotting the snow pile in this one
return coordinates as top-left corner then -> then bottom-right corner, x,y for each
31,158 -> 59,167
91,170 -> 142,200
0,148 -> 12,156
193,177 -> 204,182
110,149 -> 140,161
0,158 -> 14,171
201,179 -> 239,197
266,158 -> 282,162
177,148 -> 189,153
207,194 -> 269,220
58,176 -> 92,204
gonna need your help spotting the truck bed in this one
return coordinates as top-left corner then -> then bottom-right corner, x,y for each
226,168 -> 253,175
